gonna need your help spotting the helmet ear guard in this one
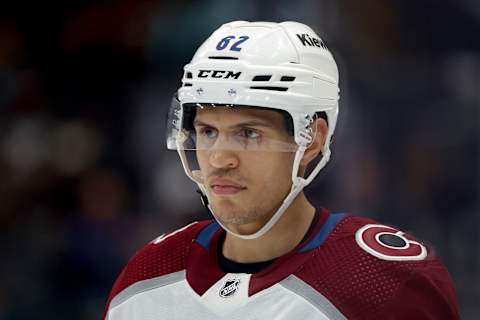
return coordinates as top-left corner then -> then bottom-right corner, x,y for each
297,116 -> 330,174
169,21 -> 339,239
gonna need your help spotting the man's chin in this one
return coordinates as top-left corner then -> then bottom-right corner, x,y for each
215,215 -> 256,226
211,204 -> 266,227
210,200 -> 238,216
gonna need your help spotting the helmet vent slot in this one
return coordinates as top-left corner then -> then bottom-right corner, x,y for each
252,75 -> 272,81
184,83 -> 192,87
280,76 -> 295,82
185,72 -> 193,79
250,86 -> 288,92
208,56 -> 238,60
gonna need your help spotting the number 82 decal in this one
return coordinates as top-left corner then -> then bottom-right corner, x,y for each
355,224 -> 427,261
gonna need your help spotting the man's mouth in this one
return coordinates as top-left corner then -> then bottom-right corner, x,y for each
210,178 -> 246,195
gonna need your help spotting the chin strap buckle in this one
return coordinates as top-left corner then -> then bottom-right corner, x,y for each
196,189 -> 209,207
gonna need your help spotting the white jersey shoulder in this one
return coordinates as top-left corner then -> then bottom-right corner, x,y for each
151,221 -> 199,244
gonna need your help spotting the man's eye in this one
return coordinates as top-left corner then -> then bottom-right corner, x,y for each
201,127 -> 218,139
242,128 -> 260,139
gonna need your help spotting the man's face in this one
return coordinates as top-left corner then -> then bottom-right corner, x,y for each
194,106 -> 296,228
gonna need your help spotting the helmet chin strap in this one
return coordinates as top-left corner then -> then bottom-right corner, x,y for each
176,139 -> 332,240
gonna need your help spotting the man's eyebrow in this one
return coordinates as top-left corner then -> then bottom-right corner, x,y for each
193,119 -> 274,128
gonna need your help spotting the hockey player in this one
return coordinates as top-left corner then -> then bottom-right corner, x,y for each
103,21 -> 460,319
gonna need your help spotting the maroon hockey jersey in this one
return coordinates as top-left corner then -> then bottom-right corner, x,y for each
103,209 -> 460,319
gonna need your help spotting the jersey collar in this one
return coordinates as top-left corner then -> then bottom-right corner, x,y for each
186,208 -> 345,296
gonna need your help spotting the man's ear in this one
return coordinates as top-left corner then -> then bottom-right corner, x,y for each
300,118 -> 328,167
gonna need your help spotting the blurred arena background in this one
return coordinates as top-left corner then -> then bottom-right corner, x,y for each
0,0 -> 478,319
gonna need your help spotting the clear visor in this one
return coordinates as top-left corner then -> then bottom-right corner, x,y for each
166,96 -> 298,152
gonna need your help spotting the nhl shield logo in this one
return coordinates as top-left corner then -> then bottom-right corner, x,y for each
219,279 -> 241,298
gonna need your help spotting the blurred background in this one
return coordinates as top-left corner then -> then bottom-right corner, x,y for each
0,0 -> 478,319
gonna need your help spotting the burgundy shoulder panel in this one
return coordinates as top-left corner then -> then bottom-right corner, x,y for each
379,259 -> 460,319
295,215 -> 460,319
103,220 -> 213,319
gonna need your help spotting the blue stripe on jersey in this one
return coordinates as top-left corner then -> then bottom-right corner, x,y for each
196,222 -> 221,249
299,213 -> 345,253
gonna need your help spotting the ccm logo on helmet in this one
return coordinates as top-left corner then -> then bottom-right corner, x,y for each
197,70 -> 242,79
355,224 -> 427,261
296,33 -> 328,50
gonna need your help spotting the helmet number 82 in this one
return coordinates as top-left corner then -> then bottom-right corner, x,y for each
216,35 -> 250,52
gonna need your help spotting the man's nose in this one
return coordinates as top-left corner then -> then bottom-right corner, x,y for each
208,148 -> 239,169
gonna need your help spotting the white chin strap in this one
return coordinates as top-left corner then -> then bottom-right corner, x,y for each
176,141 -> 331,240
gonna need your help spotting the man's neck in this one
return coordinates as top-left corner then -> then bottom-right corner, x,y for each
221,192 -> 316,263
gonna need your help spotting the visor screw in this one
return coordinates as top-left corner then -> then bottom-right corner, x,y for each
228,88 -> 237,96
196,88 -> 204,95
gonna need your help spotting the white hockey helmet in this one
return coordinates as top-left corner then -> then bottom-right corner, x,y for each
167,21 -> 339,239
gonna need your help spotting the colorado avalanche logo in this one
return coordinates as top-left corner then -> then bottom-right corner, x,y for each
219,279 -> 240,298
355,224 -> 427,261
